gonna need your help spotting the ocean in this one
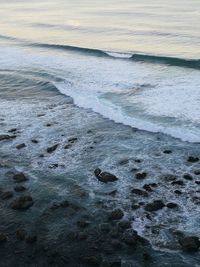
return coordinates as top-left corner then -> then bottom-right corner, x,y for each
0,1 -> 200,266
0,0 -> 200,142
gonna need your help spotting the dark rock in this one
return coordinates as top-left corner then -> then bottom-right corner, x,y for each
107,190 -> 117,197
183,174 -> 193,180
171,180 -> 184,186
10,195 -> 33,210
0,233 -> 7,243
16,229 -> 26,240
135,172 -> 147,179
80,255 -> 102,266
135,159 -> 141,163
187,156 -> 199,163
111,240 -> 122,249
13,173 -> 28,183
94,169 -> 118,183
1,190 -> 13,199
31,139 -> 38,144
0,134 -> 16,141
195,181 -> 200,185
163,175 -> 177,181
166,202 -> 178,209
174,190 -> 182,195
143,184 -> 153,192
118,159 -> 129,165
130,168 -> 139,172
47,144 -> 59,153
143,252 -> 152,261
194,170 -> 200,175
46,123 -> 52,127
26,234 -> 37,243
39,154 -> 44,158
179,236 -> 200,252
150,183 -> 158,187
109,209 -> 124,220
163,150 -> 172,154
16,143 -> 26,149
68,137 -> 78,143
64,144 -> 71,149
8,128 -> 17,133
49,163 -> 59,169
131,188 -> 148,197
14,185 -> 27,192
144,200 -> 165,212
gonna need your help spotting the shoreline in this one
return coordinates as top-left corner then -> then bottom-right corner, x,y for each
0,89 -> 200,266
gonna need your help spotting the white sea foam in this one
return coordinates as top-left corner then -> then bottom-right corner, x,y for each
0,46 -> 200,142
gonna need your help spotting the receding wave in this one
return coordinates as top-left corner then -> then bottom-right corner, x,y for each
32,43 -> 200,70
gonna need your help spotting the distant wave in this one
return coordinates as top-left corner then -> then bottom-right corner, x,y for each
0,32 -> 199,70
33,43 -> 200,70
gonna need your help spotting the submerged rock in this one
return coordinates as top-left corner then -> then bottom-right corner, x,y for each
183,174 -> 193,180
0,134 -> 16,141
171,180 -> 184,186
144,200 -> 165,212
163,150 -> 172,154
16,143 -> 26,149
94,169 -> 118,183
47,144 -> 59,153
166,202 -> 178,209
135,172 -> 147,179
179,236 -> 200,252
31,139 -> 38,144
10,195 -> 33,210
187,156 -> 199,163
109,209 -> 124,220
131,188 -> 148,197
14,185 -> 27,192
13,173 -> 28,183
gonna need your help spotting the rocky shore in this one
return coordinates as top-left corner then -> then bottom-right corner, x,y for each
0,86 -> 200,266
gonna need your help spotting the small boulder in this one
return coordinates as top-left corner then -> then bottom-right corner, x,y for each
171,180 -> 184,186
10,195 -> 33,210
166,202 -> 178,209
179,236 -> 200,252
0,134 -> 16,141
135,172 -> 147,179
94,169 -> 118,183
145,200 -> 165,212
14,185 -> 27,192
16,143 -> 26,149
183,174 -> 193,180
131,188 -> 148,197
109,209 -> 124,220
187,156 -> 199,163
194,170 -> 200,175
163,150 -> 172,154
31,139 -> 38,144
13,173 -> 28,183
47,144 -> 59,153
